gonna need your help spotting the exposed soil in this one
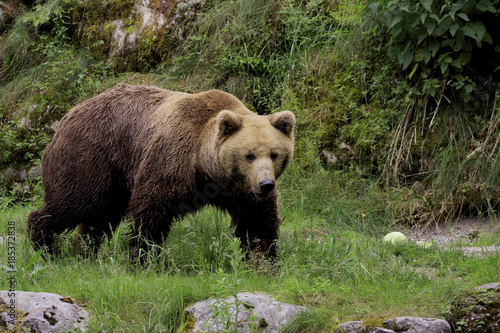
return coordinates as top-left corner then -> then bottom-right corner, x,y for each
408,217 -> 500,256
409,217 -> 499,244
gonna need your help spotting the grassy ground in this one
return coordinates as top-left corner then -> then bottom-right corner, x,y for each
1,165 -> 499,332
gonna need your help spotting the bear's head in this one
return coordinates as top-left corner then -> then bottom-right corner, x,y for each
217,110 -> 295,201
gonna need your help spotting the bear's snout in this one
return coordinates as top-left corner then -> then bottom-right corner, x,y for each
259,179 -> 275,193
253,179 -> 275,201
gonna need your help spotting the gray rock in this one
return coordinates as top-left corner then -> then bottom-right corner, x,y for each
336,316 -> 451,333
369,328 -> 394,333
384,316 -> 451,333
186,292 -> 309,333
336,320 -> 394,332
1,164 -> 41,188
0,291 -> 89,332
475,282 -> 500,291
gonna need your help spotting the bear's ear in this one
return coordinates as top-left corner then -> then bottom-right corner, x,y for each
216,110 -> 243,137
268,111 -> 296,137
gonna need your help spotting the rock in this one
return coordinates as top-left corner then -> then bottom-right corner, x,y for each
337,320 -> 364,332
1,164 -> 41,188
335,317 -> 451,333
336,320 -> 394,332
447,282 -> 500,332
475,282 -> 500,291
185,292 -> 309,333
384,317 -> 451,333
108,0 -> 167,58
0,291 -> 89,332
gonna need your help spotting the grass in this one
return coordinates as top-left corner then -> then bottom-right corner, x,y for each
1,168 -> 499,332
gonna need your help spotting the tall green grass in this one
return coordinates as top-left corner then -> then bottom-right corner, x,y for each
1,169 -> 498,332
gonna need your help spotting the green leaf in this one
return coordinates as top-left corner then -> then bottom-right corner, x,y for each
476,0 -> 496,13
452,1 -> 464,12
380,11 -> 393,27
422,48 -> 432,63
390,25 -> 403,37
411,17 -> 421,28
462,25 -> 476,40
441,38 -> 454,48
449,23 -> 459,36
409,63 -> 419,79
456,13 -> 469,21
450,58 -> 461,68
434,27 -> 446,36
438,15 -> 452,30
417,32 -> 428,44
429,14 -> 440,23
459,52 -> 471,65
483,32 -> 493,44
420,13 -> 428,24
422,0 -> 433,12
425,21 -> 436,35
402,51 -> 414,69
428,40 -> 440,57
389,14 -> 403,29
465,82 -> 474,94
397,1 -> 410,12
454,34 -> 464,51
473,21 -> 486,42
440,61 -> 449,74
403,40 -> 412,53
387,45 -> 400,58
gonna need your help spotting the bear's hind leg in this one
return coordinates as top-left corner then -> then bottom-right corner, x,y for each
75,192 -> 129,254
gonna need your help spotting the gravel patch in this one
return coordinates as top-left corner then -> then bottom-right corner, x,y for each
408,217 -> 500,256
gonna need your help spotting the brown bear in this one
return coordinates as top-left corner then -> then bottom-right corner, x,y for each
27,84 -> 295,261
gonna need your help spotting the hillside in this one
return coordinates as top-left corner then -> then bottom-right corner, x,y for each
1,0 -> 499,222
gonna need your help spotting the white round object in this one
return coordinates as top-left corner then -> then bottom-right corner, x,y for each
383,232 -> 408,244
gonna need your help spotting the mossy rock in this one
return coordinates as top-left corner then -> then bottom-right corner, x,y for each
446,283 -> 500,333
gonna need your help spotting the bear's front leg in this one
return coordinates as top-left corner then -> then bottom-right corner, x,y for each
128,197 -> 176,264
226,196 -> 281,261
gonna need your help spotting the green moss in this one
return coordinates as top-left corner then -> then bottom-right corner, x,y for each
0,302 -> 30,332
175,312 -> 195,333
446,288 -> 500,333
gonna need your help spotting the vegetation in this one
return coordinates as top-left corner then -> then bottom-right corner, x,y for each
1,0 -> 499,331
1,179 -> 499,331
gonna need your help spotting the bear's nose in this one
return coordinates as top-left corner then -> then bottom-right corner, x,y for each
259,179 -> 275,194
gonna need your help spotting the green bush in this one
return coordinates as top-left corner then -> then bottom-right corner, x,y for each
367,0 -> 498,101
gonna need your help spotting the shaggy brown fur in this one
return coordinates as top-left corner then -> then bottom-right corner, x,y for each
27,84 -> 295,260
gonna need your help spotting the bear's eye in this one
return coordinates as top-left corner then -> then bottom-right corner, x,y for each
270,153 -> 278,161
246,154 -> 256,162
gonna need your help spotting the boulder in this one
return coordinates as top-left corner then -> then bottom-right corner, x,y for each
384,317 -> 451,333
335,317 -> 451,333
0,291 -> 89,332
336,321 -> 394,332
446,282 -> 500,332
185,292 -> 309,333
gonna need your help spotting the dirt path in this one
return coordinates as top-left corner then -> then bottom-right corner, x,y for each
408,217 -> 500,256
409,217 -> 499,244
